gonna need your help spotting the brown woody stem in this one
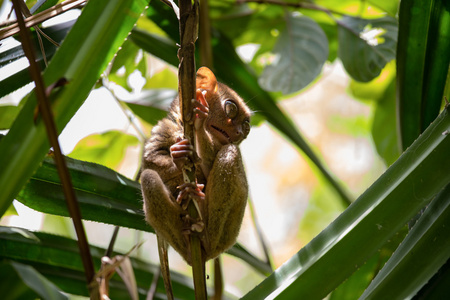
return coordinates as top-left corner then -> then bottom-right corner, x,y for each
178,0 -> 207,299
11,0 -> 98,298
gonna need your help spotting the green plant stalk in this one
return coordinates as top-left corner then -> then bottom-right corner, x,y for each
360,183 -> 450,299
242,106 -> 450,299
0,0 -> 148,217
397,0 -> 433,150
10,0 -> 96,294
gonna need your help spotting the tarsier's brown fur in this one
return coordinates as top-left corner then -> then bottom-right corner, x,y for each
141,67 -> 251,264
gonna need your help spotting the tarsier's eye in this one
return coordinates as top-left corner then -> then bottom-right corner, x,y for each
224,100 -> 238,119
243,120 -> 250,137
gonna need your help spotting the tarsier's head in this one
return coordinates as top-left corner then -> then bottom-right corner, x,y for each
196,67 -> 251,145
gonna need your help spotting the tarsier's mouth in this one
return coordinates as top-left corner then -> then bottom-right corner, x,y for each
211,125 -> 231,143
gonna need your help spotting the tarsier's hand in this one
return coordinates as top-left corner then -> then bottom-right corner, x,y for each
170,138 -> 194,171
192,89 -> 209,130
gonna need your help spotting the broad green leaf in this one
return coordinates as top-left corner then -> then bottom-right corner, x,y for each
16,155 -> 272,275
360,184 -> 450,299
68,130 -> 139,171
0,105 -> 20,129
242,106 -> 450,299
0,226 -> 196,299
9,261 -> 68,300
371,78 -> 399,166
338,16 -> 397,82
0,0 -> 149,217
259,13 -> 329,94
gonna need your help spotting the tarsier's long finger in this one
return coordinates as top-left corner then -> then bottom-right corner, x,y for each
196,89 -> 209,108
171,150 -> 193,159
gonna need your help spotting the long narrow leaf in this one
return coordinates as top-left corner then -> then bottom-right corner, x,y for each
16,155 -> 150,231
421,0 -> 450,129
16,155 -> 271,275
360,183 -> 450,299
0,226 -> 195,299
396,0 -> 432,150
242,106 -> 450,299
0,0 -> 149,216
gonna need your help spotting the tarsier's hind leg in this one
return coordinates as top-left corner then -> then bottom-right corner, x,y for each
141,169 -> 188,258
205,144 -> 248,260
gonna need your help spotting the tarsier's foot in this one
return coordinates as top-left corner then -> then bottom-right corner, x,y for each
176,182 -> 205,210
181,214 -> 205,233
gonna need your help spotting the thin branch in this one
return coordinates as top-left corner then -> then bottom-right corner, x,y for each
10,0 -> 98,298
177,0 -> 207,298
0,0 -> 86,40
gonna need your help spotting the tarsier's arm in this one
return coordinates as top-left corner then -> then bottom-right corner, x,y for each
141,67 -> 251,264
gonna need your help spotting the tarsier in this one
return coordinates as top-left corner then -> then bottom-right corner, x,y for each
141,67 -> 251,264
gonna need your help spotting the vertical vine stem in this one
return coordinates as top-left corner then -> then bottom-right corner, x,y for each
177,0 -> 207,299
10,1 -> 99,298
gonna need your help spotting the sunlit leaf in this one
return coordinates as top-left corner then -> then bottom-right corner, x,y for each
259,13 -> 329,94
338,16 -> 397,82
109,39 -> 145,91
0,0 -> 149,216
144,68 -> 178,90
68,130 -> 139,170
0,105 -> 20,130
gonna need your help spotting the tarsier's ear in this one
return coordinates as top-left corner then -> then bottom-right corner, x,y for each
196,67 -> 218,94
